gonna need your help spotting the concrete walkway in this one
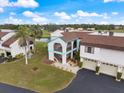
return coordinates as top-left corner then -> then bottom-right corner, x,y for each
0,83 -> 37,93
52,62 -> 80,74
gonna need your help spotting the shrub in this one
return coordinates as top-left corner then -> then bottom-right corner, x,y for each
78,62 -> 83,68
1,53 -> 5,57
15,53 -> 23,59
116,72 -> 122,81
74,51 -> 80,62
7,55 -> 13,62
96,66 -> 100,73
30,49 -> 34,54
32,67 -> 39,71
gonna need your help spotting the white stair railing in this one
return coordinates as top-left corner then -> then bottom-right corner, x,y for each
54,57 -> 59,63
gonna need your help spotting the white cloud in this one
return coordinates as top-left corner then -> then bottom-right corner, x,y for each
23,11 -> 38,17
73,10 -> 102,17
4,16 -> 23,24
23,11 -> 48,24
104,0 -> 114,3
72,10 -> 111,20
100,21 -> 109,24
32,17 -> 48,24
53,10 -> 112,24
11,0 -> 39,8
0,7 -> 4,13
0,0 -> 39,8
102,13 -> 110,19
104,0 -> 124,3
119,20 -> 124,25
0,0 -> 10,7
10,12 -> 16,16
112,12 -> 118,15
54,12 -> 71,20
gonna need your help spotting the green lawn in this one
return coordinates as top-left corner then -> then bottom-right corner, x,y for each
0,42 -> 74,93
111,29 -> 124,33
42,30 -> 50,38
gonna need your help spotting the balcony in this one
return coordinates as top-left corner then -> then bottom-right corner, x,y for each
54,43 -> 62,52
67,44 -> 71,51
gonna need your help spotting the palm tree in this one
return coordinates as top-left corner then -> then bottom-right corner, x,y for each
29,25 -> 43,52
15,25 -> 30,65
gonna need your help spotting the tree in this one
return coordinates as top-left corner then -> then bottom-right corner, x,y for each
15,25 -> 30,65
29,25 -> 43,52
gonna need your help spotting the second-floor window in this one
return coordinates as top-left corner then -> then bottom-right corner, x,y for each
85,46 -> 94,54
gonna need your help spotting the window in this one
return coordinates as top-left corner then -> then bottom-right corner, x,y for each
85,46 -> 94,54
29,41 -> 33,45
30,46 -> 33,50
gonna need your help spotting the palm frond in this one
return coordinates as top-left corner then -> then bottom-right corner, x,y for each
16,25 -> 30,47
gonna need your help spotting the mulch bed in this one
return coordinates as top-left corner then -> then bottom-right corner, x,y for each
43,56 -> 53,65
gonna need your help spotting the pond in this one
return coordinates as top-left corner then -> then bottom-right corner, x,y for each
36,38 -> 50,42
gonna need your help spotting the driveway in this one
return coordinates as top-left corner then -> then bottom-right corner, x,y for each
55,69 -> 124,93
0,83 -> 37,93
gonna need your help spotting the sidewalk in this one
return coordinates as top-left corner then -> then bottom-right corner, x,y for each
51,62 -> 80,74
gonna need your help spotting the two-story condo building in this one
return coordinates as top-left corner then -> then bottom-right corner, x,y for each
0,29 -> 34,58
48,29 -> 124,79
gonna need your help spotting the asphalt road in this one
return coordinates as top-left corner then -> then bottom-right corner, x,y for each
0,83 -> 37,93
55,69 -> 124,93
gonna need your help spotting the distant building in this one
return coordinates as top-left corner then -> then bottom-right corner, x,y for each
87,28 -> 95,31
77,28 -> 83,31
65,27 -> 74,30
114,25 -> 122,29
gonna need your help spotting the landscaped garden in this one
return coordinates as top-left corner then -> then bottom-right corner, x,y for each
0,42 -> 74,93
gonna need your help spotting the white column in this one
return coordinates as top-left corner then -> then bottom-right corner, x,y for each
48,43 -> 54,61
4,51 -> 7,57
62,43 -> 67,64
62,54 -> 67,64
77,40 -> 80,52
71,41 -> 74,59
48,52 -> 54,61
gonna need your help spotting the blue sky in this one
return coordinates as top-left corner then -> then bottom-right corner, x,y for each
0,0 -> 124,24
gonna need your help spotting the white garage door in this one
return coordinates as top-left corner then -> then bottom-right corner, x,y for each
83,61 -> 96,71
100,64 -> 117,77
